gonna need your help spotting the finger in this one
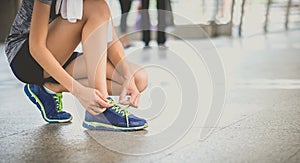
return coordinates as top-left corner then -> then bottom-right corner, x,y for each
120,98 -> 130,105
93,90 -> 111,107
94,90 -> 113,108
87,108 -> 100,116
133,93 -> 140,108
92,105 -> 106,113
98,99 -> 113,108
96,97 -> 112,108
129,95 -> 135,106
129,92 -> 139,108
120,95 -> 130,105
120,101 -> 130,105
95,90 -> 109,102
119,89 -> 129,105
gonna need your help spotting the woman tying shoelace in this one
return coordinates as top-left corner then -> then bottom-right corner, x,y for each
5,0 -> 149,131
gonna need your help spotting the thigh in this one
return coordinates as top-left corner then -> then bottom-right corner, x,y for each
106,59 -> 146,81
106,60 -> 148,92
10,40 -> 44,85
68,54 -> 146,81
46,0 -> 111,67
46,16 -> 85,67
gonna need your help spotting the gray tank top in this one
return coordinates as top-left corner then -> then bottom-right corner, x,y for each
5,0 -> 55,64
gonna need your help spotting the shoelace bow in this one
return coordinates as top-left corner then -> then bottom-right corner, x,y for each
108,99 -> 131,127
53,93 -> 63,112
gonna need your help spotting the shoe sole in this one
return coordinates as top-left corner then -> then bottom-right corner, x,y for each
82,120 -> 148,131
24,84 -> 72,123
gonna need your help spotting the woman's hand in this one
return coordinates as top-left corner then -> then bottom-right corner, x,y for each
73,85 -> 113,116
119,77 -> 140,108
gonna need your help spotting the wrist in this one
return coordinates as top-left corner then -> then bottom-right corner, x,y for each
70,80 -> 83,96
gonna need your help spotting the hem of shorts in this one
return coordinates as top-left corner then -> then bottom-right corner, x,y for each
38,0 -> 52,5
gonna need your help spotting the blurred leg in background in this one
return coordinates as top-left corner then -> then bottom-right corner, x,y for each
141,0 -> 167,48
141,0 -> 151,47
118,0 -> 133,48
157,0 -> 166,46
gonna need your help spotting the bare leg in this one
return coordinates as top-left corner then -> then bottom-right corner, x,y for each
44,0 -> 112,97
43,0 -> 147,96
107,79 -> 122,95
46,59 -> 148,95
106,60 -> 148,94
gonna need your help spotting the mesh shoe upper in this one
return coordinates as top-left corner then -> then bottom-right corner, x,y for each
84,98 -> 147,128
24,84 -> 72,121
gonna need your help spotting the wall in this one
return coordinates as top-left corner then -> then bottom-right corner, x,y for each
0,0 -> 20,42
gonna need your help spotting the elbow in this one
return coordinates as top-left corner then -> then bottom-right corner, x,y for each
29,44 -> 36,57
29,41 -> 45,58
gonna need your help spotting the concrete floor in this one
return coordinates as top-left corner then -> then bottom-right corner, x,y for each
0,30 -> 300,162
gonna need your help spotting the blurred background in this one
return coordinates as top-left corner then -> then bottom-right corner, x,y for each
0,0 -> 300,162
1,0 -> 300,42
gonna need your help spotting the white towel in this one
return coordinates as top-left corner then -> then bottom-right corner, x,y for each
55,0 -> 83,23
55,0 -> 113,42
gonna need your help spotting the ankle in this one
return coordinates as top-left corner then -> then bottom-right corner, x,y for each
44,83 -> 62,93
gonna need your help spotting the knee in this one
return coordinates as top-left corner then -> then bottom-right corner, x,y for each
134,67 -> 148,93
83,0 -> 111,21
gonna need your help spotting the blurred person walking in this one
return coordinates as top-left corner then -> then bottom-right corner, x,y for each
118,0 -> 133,48
141,0 -> 173,48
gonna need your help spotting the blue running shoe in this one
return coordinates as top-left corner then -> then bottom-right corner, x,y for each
82,98 -> 148,131
24,84 -> 72,123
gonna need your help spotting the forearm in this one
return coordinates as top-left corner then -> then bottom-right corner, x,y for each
29,0 -> 82,94
30,46 -> 81,93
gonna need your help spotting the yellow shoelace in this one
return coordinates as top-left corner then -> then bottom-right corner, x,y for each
108,99 -> 131,127
53,93 -> 63,112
